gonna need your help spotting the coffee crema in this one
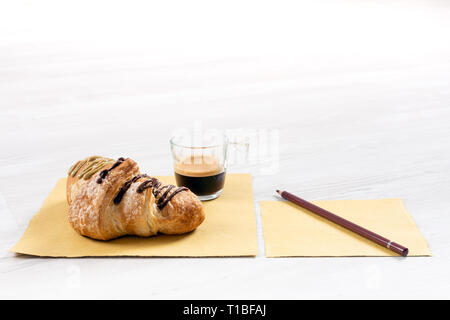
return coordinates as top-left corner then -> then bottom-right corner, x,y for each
174,155 -> 225,197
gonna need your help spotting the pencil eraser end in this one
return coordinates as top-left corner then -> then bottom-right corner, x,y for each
402,248 -> 409,257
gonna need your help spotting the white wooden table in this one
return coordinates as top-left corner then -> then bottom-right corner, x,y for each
1,1 -> 449,299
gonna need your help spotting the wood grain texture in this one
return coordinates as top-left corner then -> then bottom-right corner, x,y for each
1,0 -> 450,298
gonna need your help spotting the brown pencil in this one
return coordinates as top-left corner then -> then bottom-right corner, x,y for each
276,190 -> 409,257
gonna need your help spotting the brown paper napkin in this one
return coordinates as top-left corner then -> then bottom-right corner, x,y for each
10,174 -> 258,257
261,199 -> 431,257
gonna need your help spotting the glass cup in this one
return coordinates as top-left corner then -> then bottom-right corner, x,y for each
170,129 -> 228,201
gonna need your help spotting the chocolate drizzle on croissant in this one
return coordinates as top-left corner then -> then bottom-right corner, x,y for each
97,157 -> 125,184
137,177 -> 161,193
135,176 -> 188,209
157,186 -> 188,209
113,173 -> 149,204
111,171 -> 189,210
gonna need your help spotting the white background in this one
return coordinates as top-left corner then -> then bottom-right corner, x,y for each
1,0 -> 449,299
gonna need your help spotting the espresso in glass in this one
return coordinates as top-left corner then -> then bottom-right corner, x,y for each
170,129 -> 228,200
174,155 -> 226,199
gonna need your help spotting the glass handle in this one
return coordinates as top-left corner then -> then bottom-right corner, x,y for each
226,140 -> 249,169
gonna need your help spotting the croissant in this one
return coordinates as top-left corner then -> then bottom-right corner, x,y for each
66,156 -> 205,240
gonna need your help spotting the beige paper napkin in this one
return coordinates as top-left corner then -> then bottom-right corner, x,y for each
261,199 -> 431,257
11,174 -> 258,257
